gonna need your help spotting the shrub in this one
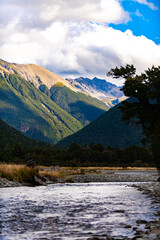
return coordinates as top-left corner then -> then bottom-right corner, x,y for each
0,164 -> 39,184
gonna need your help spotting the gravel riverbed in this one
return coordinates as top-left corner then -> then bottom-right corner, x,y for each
130,182 -> 160,240
0,178 -> 23,188
67,169 -> 159,183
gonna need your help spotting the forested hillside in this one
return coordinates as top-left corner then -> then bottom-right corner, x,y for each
0,73 -> 83,143
42,83 -> 108,126
59,99 -> 143,148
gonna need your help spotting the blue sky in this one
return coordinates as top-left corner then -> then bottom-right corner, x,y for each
0,0 -> 160,85
110,0 -> 160,44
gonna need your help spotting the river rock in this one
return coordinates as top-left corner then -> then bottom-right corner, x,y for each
0,178 -> 22,187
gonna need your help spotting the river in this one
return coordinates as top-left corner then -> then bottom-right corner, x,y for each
0,182 -> 159,240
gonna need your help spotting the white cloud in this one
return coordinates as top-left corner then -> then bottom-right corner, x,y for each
1,19 -> 160,86
134,0 -> 158,10
0,0 -> 160,86
0,0 -> 130,28
40,0 -> 130,24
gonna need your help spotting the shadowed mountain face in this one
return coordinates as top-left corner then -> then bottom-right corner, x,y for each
68,101 -> 105,124
0,118 -> 45,151
66,77 -> 125,107
58,100 -> 143,148
0,59 -> 108,143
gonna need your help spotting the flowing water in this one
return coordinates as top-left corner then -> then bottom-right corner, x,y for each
0,182 -> 159,240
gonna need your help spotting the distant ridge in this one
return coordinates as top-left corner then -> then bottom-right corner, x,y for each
66,77 -> 125,107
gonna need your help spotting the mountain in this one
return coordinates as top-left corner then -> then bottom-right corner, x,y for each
0,59 -> 77,91
58,99 -> 143,148
47,83 -> 108,126
0,73 -> 83,143
66,77 -> 125,107
0,119 -> 44,151
0,59 -> 108,143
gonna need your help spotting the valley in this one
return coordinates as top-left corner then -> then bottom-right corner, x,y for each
0,59 -> 113,143
1,1 -> 160,240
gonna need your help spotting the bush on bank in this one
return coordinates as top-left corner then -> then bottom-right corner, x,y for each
0,164 -> 39,184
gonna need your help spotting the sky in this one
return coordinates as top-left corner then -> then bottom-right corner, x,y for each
0,0 -> 160,85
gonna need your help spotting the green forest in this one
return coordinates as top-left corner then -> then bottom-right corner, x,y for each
0,119 -> 155,167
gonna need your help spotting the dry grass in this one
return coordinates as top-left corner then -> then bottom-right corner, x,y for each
0,164 -> 157,184
39,168 -> 83,178
0,163 -> 39,183
39,169 -> 60,178
0,164 -> 68,183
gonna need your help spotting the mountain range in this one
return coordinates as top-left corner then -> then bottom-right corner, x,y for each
0,59 -> 144,148
1,59 -> 122,143
66,77 -> 125,107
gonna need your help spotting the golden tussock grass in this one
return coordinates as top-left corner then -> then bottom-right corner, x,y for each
0,163 -> 39,183
39,169 -> 82,178
39,169 -> 60,178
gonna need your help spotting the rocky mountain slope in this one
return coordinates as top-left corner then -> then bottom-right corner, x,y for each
0,59 -> 77,91
66,77 -> 125,107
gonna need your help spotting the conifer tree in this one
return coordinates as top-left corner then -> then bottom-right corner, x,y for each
108,65 -> 160,172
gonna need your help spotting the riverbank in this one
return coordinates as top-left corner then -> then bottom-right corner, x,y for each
66,169 -> 159,183
130,182 -> 160,240
0,168 -> 159,240
0,167 -> 159,187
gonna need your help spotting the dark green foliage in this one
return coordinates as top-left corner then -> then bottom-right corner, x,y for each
107,64 -> 136,79
60,64 -> 160,173
50,85 -> 108,125
0,119 -> 40,151
39,84 -> 50,96
108,65 -> 160,171
151,122 -> 160,170
0,119 -> 154,167
120,66 -> 160,143
52,143 -> 154,167
0,118 -> 52,164
58,99 -> 143,148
